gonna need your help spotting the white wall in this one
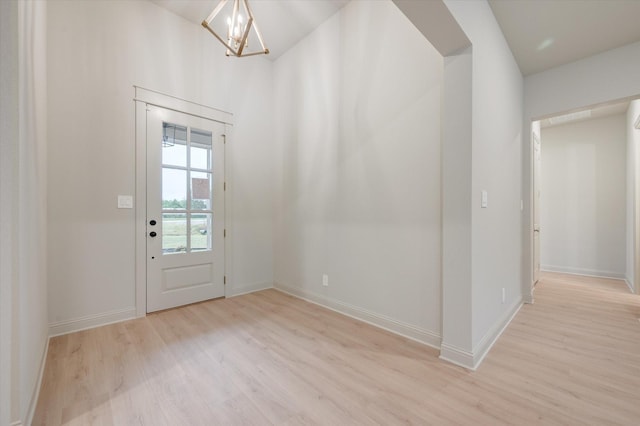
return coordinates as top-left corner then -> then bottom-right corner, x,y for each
523,41 -> 640,300
525,41 -> 640,122
0,2 -> 19,423
443,0 -> 524,361
287,0 -> 525,368
273,0 -> 444,344
47,0 -> 274,331
541,115 -> 627,278
1,1 -> 50,424
18,1 -> 49,421
440,47 -> 473,359
628,100 -> 640,291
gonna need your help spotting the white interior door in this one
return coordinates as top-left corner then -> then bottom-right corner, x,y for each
533,131 -> 541,286
146,105 -> 225,312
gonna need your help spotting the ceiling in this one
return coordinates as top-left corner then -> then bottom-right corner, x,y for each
151,0 -> 640,75
149,0 -> 349,60
488,0 -> 640,76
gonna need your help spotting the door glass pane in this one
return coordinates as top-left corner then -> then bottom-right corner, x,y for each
191,213 -> 212,252
163,213 -> 187,254
162,123 -> 187,167
163,168 -> 187,209
191,171 -> 212,210
191,128 -> 212,170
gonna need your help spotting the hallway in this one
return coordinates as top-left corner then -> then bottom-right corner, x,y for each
481,271 -> 640,423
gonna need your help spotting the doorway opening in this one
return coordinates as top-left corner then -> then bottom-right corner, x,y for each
531,97 -> 640,298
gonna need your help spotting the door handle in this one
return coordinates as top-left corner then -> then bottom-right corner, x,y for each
149,231 -> 157,237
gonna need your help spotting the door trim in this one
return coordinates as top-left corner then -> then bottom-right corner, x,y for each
532,130 -> 541,289
134,86 -> 234,125
525,122 -> 537,304
134,87 -> 233,317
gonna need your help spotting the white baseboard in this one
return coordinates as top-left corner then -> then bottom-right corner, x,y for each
274,283 -> 441,349
24,336 -> 49,426
11,421 -> 22,426
49,307 -> 137,337
541,265 -> 625,280
624,278 -> 635,293
440,297 -> 522,371
439,343 -> 474,369
471,297 -> 522,369
226,281 -> 273,298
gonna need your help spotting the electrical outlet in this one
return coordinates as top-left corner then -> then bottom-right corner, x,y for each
322,274 -> 329,287
502,288 -> 506,304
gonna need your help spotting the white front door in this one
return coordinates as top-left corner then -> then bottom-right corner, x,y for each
146,105 -> 225,312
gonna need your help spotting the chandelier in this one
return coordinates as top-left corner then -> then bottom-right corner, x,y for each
202,0 -> 269,57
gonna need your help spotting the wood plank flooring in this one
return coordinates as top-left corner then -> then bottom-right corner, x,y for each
33,272 -> 640,425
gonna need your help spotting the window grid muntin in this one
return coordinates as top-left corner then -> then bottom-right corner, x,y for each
162,122 -> 213,254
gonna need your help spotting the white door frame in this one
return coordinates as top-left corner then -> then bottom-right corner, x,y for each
634,110 -> 640,295
133,86 -> 233,317
532,128 -> 541,289
526,120 -> 537,304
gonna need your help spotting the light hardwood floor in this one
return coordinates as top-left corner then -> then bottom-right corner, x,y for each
34,272 -> 640,425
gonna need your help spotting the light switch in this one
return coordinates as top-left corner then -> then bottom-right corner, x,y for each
118,195 -> 133,209
481,190 -> 488,208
